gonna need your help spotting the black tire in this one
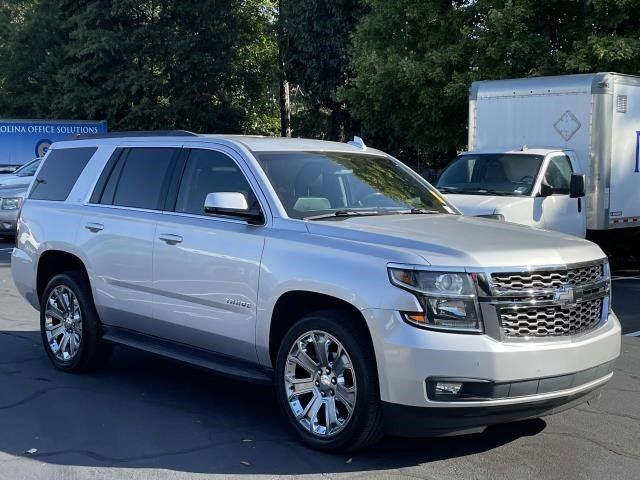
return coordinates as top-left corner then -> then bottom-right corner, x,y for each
40,271 -> 112,372
275,309 -> 384,452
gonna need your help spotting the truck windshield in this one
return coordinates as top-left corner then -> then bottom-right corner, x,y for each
437,153 -> 544,196
254,151 -> 455,220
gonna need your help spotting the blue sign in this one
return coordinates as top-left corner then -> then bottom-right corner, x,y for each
0,119 -> 107,166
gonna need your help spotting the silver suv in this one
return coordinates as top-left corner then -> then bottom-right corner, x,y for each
12,132 -> 621,451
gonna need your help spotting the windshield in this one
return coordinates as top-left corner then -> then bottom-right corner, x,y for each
15,159 -> 41,177
254,151 -> 455,220
437,153 -> 544,196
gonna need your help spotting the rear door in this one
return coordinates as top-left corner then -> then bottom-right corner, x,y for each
77,146 -> 181,332
151,146 -> 267,361
539,153 -> 586,237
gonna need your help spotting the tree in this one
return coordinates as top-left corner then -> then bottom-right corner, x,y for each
562,0 -> 640,73
0,0 -> 280,134
346,0 -> 640,167
0,0 -> 67,117
345,0 -> 472,165
280,0 -> 366,140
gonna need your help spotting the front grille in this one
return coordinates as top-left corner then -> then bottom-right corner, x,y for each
500,298 -> 603,337
487,261 -> 608,339
491,263 -> 603,291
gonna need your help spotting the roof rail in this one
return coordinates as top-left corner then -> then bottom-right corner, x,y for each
71,130 -> 199,140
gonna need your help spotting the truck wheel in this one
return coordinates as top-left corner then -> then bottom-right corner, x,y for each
40,271 -> 112,372
275,310 -> 384,452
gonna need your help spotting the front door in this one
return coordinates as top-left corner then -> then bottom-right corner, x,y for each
152,147 -> 266,362
539,154 -> 586,237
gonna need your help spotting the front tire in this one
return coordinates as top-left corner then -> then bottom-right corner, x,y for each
40,271 -> 111,372
275,310 -> 383,452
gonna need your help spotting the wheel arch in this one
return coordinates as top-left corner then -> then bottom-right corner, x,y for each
37,249 -> 90,301
267,290 -> 376,370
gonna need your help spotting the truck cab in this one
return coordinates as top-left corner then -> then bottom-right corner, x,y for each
437,147 -> 587,237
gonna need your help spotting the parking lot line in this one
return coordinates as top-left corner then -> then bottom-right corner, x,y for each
0,248 -> 13,252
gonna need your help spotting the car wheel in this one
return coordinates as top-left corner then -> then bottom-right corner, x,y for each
40,271 -> 112,372
275,309 -> 383,452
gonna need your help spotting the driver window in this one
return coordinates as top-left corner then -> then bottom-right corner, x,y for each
175,149 -> 259,215
544,155 -> 573,195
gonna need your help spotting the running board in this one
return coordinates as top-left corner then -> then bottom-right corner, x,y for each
102,326 -> 274,384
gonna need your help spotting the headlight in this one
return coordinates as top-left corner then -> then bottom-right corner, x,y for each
389,267 -> 483,333
0,197 -> 22,210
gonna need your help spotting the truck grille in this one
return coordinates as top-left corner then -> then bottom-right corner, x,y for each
499,298 -> 603,337
491,264 -> 603,291
486,261 -> 608,339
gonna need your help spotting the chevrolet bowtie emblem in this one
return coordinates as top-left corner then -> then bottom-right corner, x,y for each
553,286 -> 576,305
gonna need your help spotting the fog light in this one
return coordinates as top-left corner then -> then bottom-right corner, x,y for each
435,382 -> 463,396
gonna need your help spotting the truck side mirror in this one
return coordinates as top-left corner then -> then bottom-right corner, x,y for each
569,173 -> 586,198
539,181 -> 553,198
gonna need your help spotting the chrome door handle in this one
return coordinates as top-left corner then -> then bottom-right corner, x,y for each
158,234 -> 183,245
84,222 -> 104,233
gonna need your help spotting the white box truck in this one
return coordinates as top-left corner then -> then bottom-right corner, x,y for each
436,73 -> 640,251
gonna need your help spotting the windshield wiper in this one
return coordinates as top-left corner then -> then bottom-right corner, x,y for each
437,186 -> 457,192
397,208 -> 442,215
457,188 -> 507,196
306,210 -> 382,221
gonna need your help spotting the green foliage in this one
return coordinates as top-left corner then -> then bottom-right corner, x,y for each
2,0 -> 640,163
346,0 -> 640,166
0,0 -> 280,134
280,0 -> 366,140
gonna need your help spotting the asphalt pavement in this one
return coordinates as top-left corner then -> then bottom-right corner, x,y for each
0,239 -> 639,479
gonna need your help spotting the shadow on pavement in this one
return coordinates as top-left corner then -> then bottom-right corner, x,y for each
0,329 -> 546,475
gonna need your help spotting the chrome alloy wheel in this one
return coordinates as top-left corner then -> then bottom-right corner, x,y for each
44,286 -> 82,362
284,330 -> 357,437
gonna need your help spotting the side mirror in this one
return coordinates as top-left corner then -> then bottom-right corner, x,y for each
569,173 -> 586,198
539,180 -> 553,198
204,192 -> 264,224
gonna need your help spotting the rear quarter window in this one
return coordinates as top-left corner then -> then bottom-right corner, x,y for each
29,147 -> 97,201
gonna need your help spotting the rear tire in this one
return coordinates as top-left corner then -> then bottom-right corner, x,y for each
275,309 -> 384,452
40,271 -> 112,372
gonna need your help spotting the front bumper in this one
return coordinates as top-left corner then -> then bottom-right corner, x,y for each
382,381 -> 603,436
364,308 -> 621,434
0,209 -> 18,235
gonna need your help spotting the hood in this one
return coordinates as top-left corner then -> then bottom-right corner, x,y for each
443,193 -> 532,217
0,184 -> 29,198
305,213 -> 604,268
0,175 -> 32,187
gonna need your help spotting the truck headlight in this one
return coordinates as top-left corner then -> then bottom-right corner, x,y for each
388,268 -> 483,333
0,197 -> 22,210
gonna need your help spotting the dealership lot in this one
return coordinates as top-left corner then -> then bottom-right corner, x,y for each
0,239 -> 638,480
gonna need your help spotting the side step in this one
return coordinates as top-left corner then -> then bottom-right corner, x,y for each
102,326 -> 274,384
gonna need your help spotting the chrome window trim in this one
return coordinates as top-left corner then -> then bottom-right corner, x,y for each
160,209 -> 266,227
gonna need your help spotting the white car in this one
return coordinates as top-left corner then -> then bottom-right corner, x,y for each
0,157 -> 42,188
11,132 -> 621,451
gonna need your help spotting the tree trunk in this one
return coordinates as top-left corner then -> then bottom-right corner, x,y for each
277,0 -> 291,138
279,77 -> 291,137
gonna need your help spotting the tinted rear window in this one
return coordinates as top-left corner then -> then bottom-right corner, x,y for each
109,148 -> 177,210
30,147 -> 97,201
